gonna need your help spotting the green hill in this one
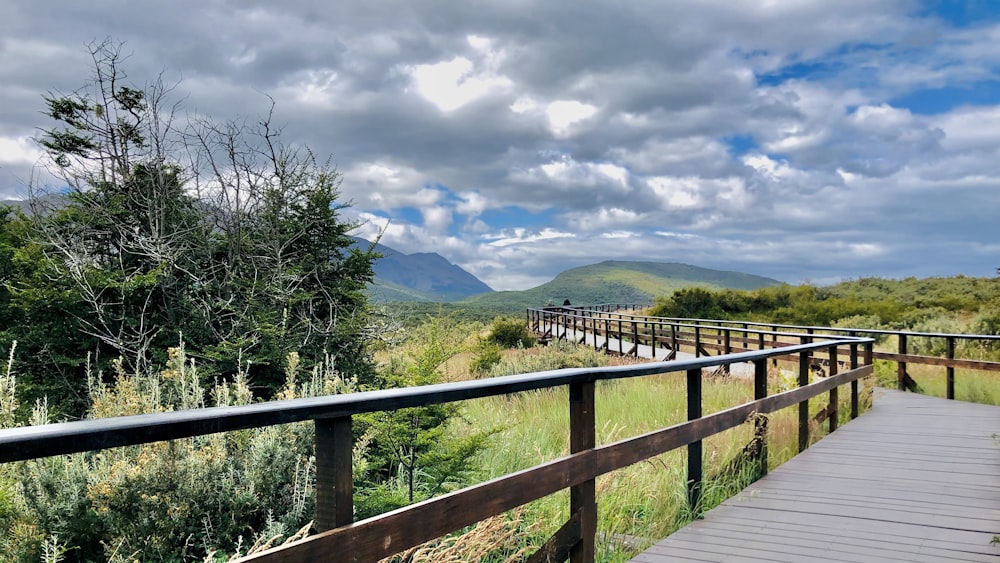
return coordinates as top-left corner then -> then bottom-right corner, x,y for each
460,261 -> 781,311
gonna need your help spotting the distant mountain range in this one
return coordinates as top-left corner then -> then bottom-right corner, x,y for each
355,238 -> 494,302
460,261 -> 781,310
357,238 -> 782,309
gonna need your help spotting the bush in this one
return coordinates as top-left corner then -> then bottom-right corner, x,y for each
485,318 -> 536,349
471,343 -> 503,376
2,345 -> 355,562
484,340 -> 609,377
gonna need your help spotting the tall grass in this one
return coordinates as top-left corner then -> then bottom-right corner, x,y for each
455,346 -> 874,562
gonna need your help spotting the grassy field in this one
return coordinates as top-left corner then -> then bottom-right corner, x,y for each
448,347 -> 875,562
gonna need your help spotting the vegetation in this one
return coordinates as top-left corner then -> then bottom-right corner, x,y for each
650,277 -> 1000,330
1,40 -> 377,417
1,345 -> 335,561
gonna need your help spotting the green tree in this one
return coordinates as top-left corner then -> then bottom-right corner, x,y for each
19,39 -> 377,406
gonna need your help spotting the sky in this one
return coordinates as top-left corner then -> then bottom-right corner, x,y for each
2,1 -> 1000,291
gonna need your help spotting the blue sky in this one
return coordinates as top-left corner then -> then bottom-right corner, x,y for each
1,0 -> 999,290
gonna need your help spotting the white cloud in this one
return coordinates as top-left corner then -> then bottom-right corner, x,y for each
0,136 -> 43,165
601,230 -> 637,239
455,191 -> 491,216
340,161 -> 432,207
484,227 -> 575,247
515,155 -> 630,192
934,106 -> 1000,150
405,36 -> 513,112
559,207 -> 644,231
421,205 -> 452,232
545,100 -> 597,137
3,1 -> 999,287
646,177 -> 702,209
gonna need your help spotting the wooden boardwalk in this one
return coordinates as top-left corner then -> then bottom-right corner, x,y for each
630,389 -> 1000,563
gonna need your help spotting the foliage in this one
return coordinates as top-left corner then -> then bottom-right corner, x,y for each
470,343 -> 503,376
355,317 -> 493,518
650,276 -> 1000,332
481,339 -> 610,378
484,317 -> 536,349
4,39 -> 377,414
1,344 -> 357,562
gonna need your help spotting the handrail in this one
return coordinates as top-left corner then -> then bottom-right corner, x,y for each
597,311 -> 1000,341
0,339 -> 857,464
528,306 -> 1000,399
0,327 -> 874,563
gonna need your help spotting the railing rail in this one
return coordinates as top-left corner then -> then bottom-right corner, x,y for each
0,319 -> 874,563
529,307 -> 1000,399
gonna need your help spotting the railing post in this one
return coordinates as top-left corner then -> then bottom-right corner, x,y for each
671,324 -> 678,355
686,368 -> 703,515
632,320 -> 639,358
771,326 -> 779,367
315,416 -> 354,532
946,336 -> 955,400
723,329 -> 732,374
617,319 -> 623,355
753,358 -> 768,476
898,333 -> 907,391
850,341 -> 859,419
798,336 -> 811,453
828,346 -> 838,433
569,381 -> 596,563
694,326 -> 701,358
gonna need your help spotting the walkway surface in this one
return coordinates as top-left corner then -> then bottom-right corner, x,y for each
540,320 -> 756,376
629,389 -> 1000,562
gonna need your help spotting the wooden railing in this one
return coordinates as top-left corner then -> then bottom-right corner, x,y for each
529,306 -> 1000,399
0,322 -> 873,563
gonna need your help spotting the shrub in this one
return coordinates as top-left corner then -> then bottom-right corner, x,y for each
2,344 -> 356,562
485,318 -> 536,349
471,343 -> 503,376
484,340 -> 609,378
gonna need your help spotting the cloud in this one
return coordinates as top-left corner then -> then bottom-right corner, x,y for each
1,1 -> 999,289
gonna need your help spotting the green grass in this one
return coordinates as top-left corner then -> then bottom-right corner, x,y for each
456,363 -> 873,562
873,359 -> 1000,405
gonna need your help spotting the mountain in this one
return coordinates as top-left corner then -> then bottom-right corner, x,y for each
356,238 -> 494,302
460,261 -> 782,310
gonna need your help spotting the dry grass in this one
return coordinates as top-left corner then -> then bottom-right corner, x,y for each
379,508 -> 539,563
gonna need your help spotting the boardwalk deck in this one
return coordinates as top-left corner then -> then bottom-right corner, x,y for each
629,389 -> 1000,562
540,320 -> 756,375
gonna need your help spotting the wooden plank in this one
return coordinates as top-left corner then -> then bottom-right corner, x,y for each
314,416 -> 353,531
569,381 -> 596,563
